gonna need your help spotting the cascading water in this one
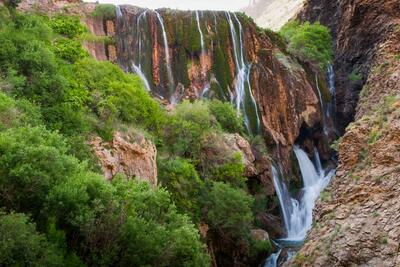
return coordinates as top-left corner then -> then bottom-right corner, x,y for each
195,11 -> 205,55
315,74 -> 329,136
327,64 -> 337,132
265,146 -> 335,267
154,11 -> 174,99
226,12 -> 261,136
132,10 -> 151,91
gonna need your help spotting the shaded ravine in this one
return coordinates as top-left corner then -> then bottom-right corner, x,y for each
265,146 -> 335,266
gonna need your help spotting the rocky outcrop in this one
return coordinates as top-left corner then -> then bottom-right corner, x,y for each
298,0 -> 400,133
90,132 -> 158,186
287,5 -> 400,265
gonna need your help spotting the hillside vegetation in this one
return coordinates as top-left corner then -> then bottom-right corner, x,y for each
0,5 -> 270,266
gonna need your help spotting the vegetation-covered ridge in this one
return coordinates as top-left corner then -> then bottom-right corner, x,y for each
0,4 -> 273,266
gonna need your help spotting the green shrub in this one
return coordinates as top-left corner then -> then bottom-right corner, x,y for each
0,126 -> 83,219
158,157 -> 204,222
209,99 -> 244,134
205,181 -> 254,239
163,100 -> 212,157
50,15 -> 86,38
0,91 -> 42,130
72,59 -> 166,133
53,38 -> 88,63
92,4 -> 116,20
279,21 -> 333,69
47,173 -> 211,266
0,212 -> 65,266
210,152 -> 247,188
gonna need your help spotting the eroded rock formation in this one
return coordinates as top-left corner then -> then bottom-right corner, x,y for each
91,131 -> 158,186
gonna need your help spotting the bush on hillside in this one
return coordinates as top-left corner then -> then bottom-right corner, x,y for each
50,15 -> 86,38
205,181 -> 254,239
209,99 -> 244,134
158,157 -> 204,222
163,100 -> 212,157
279,21 -> 333,69
0,212 -> 65,266
92,4 -> 116,20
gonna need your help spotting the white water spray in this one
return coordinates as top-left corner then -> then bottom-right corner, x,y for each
154,11 -> 174,94
132,11 -> 151,91
315,74 -> 329,136
132,63 -> 151,91
265,146 -> 335,266
226,12 -> 261,135
195,11 -> 205,55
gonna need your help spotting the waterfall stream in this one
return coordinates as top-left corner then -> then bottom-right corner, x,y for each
195,11 -> 205,55
226,12 -> 261,136
315,74 -> 329,136
154,11 -> 174,99
132,11 -> 151,91
265,146 -> 335,266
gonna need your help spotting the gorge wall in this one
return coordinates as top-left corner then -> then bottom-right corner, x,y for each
287,0 -> 400,266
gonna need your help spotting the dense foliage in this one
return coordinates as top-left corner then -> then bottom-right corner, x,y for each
279,21 -> 333,69
0,7 -> 268,266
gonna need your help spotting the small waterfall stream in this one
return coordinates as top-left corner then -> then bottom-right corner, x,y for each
132,10 -> 151,91
195,11 -> 205,55
226,12 -> 261,136
327,64 -> 337,133
154,11 -> 174,99
315,74 -> 329,136
265,146 -> 335,266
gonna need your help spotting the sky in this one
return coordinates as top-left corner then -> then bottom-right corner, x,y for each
88,0 -> 250,11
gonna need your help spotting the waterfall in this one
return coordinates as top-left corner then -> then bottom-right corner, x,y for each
116,5 -> 122,17
327,64 -> 337,131
132,63 -> 151,91
154,11 -> 174,96
315,74 -> 329,136
264,249 -> 282,267
226,12 -> 261,136
265,146 -> 335,266
195,11 -> 205,55
132,11 -> 151,91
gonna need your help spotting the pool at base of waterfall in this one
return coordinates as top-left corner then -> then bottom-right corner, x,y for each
264,146 -> 335,267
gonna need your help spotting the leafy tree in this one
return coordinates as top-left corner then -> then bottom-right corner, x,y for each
163,100 -> 212,157
0,91 -> 42,130
0,212 -> 64,266
205,182 -> 254,239
92,4 -> 116,20
210,152 -> 247,189
158,157 -> 204,221
0,126 -> 83,220
279,21 -> 333,69
50,15 -> 86,38
53,38 -> 89,63
209,99 -> 244,134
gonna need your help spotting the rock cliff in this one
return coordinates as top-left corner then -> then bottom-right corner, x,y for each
288,0 -> 400,266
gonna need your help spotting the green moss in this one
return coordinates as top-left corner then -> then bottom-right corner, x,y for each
212,46 -> 232,96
